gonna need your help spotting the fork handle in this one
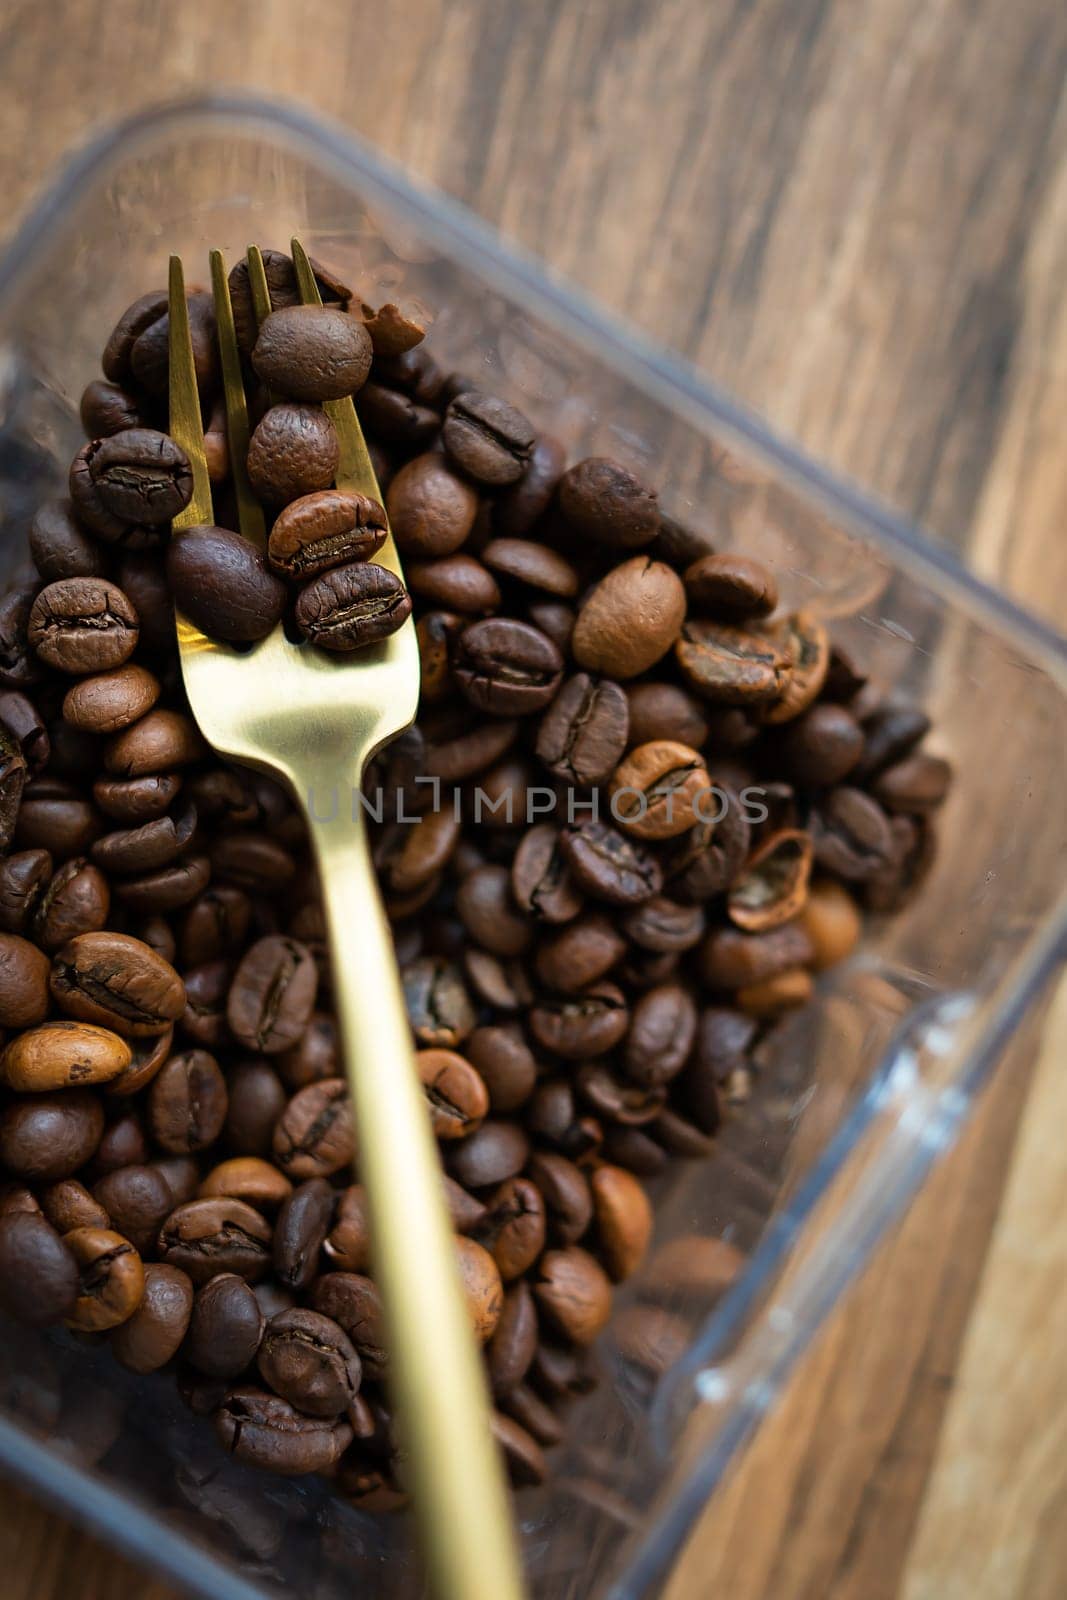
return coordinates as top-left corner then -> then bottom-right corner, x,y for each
307,797 -> 525,1600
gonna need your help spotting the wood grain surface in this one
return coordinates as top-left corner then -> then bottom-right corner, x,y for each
0,3 -> 1064,1597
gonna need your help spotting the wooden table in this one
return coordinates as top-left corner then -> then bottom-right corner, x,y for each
1,3 -> 1065,1596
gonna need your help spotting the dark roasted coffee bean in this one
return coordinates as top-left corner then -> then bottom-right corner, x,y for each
683,552 -> 778,618
763,611 -> 830,724
854,704 -> 931,781
104,711 -> 205,778
69,430 -> 193,543
252,305 -> 372,402
295,560 -> 412,651
652,1106 -> 717,1159
0,1212 -> 79,1326
534,1246 -> 612,1345
246,404 -> 339,506
227,936 -> 317,1055
535,673 -> 629,786
625,681 -> 709,750
215,1386 -> 352,1475
0,690 -> 48,775
493,434 -> 565,536
601,1123 -> 668,1175
210,833 -> 295,893
482,538 -> 579,598
590,1164 -> 653,1280
358,302 -> 427,360
0,932 -> 51,1026
455,1236 -> 504,1342
198,1156 -> 292,1210
167,526 -> 286,643
700,921 -> 814,989
180,960 -> 231,1047
454,618 -> 563,715
621,895 -> 705,952
559,457 -> 659,549
274,1178 -> 334,1291
447,1120 -> 530,1191
110,1262 -> 193,1373
374,809 -> 460,898
662,794 -> 751,902
464,1024 -> 538,1113
561,818 -> 662,906
811,786 -> 896,881
64,1225 -> 145,1332
357,380 -> 439,446
675,619 -> 791,705
527,1151 -> 593,1245
127,291 -> 217,399
511,825 -> 584,924
534,913 -> 626,994
272,1079 -> 354,1180
228,249 -> 351,353
148,1050 -> 228,1153
268,490 -> 387,577
779,703 -> 864,786
186,1273 -> 266,1377
442,390 -> 535,486
0,850 -> 52,934
454,865 -> 531,957
80,380 -> 148,439
1,1019 -> 130,1091
871,751 -> 952,814
50,930 -> 185,1036
386,453 -> 479,558
30,500 -> 109,583
89,1109 -> 147,1174
13,780 -> 100,859
491,1410 -> 547,1487
258,1307 -> 362,1415
526,600 -> 575,656
401,957 -> 475,1048
573,557 -> 685,679
91,805 -> 196,877
623,982 -> 697,1085
499,1382 -> 563,1448
0,586 -> 44,689
102,290 -> 168,381
416,1048 -> 489,1139
112,854 -> 210,914
158,1199 -> 272,1286
529,982 -> 629,1061
406,552 -> 502,614
225,1060 -> 288,1156
92,1165 -> 173,1254
28,578 -> 139,675
576,1060 -> 666,1127
0,727 -> 26,853
180,884 -> 251,966
93,772 -> 182,823
113,550 -> 173,656
277,1012 -> 336,1090
487,1280 -> 538,1394
63,664 -> 160,734
473,1176 -> 546,1280
151,1155 -> 201,1207
309,1272 -> 388,1378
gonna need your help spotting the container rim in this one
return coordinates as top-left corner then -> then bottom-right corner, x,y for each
0,89 -> 1065,684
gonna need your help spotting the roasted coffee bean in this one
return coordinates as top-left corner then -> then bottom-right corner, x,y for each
529,982 -> 628,1061
356,379 -> 438,446
489,434 -> 564,537
559,457 -> 659,549
110,1263 -> 193,1373
763,611 -> 830,723
811,786 -> 896,881
179,886 -> 252,967
0,586 -> 45,691
0,932 -> 51,1026
534,1246 -> 612,1345
228,249 -> 351,353
323,1185 -> 372,1273
375,809 -> 460,899
93,1164 -> 173,1253
474,1176 -> 546,1280
448,1120 -> 530,1191
526,600 -> 575,656
80,379 -> 148,439
186,1273 -> 266,1377
2,1020 -> 131,1091
0,1089 -> 102,1180
481,539 -> 579,599
30,500 -> 109,582
64,1226 -> 145,1332
625,681 -> 709,750
561,818 -> 662,906
252,305 -> 372,402
275,1012 -> 335,1091
215,1386 -> 353,1475
700,921 -> 814,989
167,526 -> 286,643
225,1060 -> 288,1156
151,1155 -> 201,1207
609,741 -> 709,841
386,453 -> 479,559
535,673 -> 629,786
871,751 -> 952,814
210,833 -> 295,893
491,1410 -> 547,1487
406,553 -> 501,614
148,1050 -> 228,1153
0,728 -> 26,853
69,430 -> 193,542
527,1151 -> 593,1245
854,704 -> 931,781
683,552 -> 778,618
601,1123 -> 668,1175
274,1178 -> 334,1291
50,930 -> 185,1036
534,913 -> 626,996
662,794 -> 751,903
0,690 -> 49,775
511,825 -> 584,924
91,1108 -> 148,1174
0,850 -> 52,934
415,1049 -> 490,1139
309,1272 -> 388,1378
63,664 -> 160,735
621,895 -> 704,953
778,702 -> 864,786
487,1280 -> 538,1394
158,1199 -> 272,1286
104,710 -> 204,777
39,1179 -> 108,1233
800,878 -> 862,969
675,619 -> 792,705
246,404 -> 340,507
258,1306 -> 362,1414
227,936 -> 317,1055
453,618 -> 563,716
272,1079 -> 354,1180
91,805 -> 196,878
357,300 -> 426,358
499,1382 -> 564,1449
13,780 -> 100,858
198,1157 -> 292,1211
653,1105 -> 718,1157
0,1211 -> 79,1326
93,773 -> 182,824
727,827 -> 813,931
463,1025 -> 537,1114
294,560 -> 412,651
126,291 -> 217,398
402,957 -> 475,1048
590,1165 -> 653,1281
454,865 -> 531,957
572,558 -> 685,679
622,983 -> 697,1086
442,390 -> 535,485
455,1236 -> 505,1342
102,290 -> 168,381
28,578 -> 139,675
177,961 -> 230,1047
268,490 -> 387,578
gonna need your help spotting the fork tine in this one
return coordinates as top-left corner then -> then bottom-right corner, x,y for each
167,256 -> 213,531
209,249 -> 266,550
245,244 -> 274,330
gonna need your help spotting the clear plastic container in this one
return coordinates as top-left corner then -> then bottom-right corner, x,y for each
0,95 -> 1064,1600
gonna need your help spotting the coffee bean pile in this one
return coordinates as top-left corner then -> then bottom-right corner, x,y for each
0,247 -> 951,1507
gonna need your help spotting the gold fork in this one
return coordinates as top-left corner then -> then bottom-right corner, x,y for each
169,241 -> 525,1600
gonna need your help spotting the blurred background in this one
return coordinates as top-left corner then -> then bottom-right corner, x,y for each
0,3 -> 1064,1597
